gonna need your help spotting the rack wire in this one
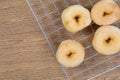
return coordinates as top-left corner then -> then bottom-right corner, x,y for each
26,0 -> 120,79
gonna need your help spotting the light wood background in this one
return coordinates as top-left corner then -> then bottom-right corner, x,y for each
0,0 -> 120,80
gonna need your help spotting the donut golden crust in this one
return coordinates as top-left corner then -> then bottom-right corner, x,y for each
91,0 -> 120,25
56,40 -> 85,67
62,5 -> 91,33
92,26 -> 120,55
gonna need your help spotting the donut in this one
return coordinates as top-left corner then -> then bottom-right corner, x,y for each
62,5 -> 91,33
56,40 -> 85,67
92,25 -> 120,55
91,0 -> 120,25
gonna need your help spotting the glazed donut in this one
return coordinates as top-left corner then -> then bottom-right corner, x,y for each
92,25 -> 120,55
91,0 -> 120,25
62,5 -> 91,33
56,40 -> 85,67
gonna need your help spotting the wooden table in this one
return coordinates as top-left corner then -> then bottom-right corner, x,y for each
0,0 -> 119,80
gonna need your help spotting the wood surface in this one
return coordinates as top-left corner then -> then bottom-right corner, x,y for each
0,0 -> 120,80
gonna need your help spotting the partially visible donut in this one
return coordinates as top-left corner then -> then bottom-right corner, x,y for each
62,5 -> 91,33
92,25 -> 120,55
91,0 -> 120,25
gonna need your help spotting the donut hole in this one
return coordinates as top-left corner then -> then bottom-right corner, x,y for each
67,51 -> 75,58
105,37 -> 112,44
103,12 -> 112,17
74,15 -> 80,23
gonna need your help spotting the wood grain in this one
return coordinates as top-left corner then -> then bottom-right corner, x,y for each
0,0 -> 119,80
0,0 -> 65,80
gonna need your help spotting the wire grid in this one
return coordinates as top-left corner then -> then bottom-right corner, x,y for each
26,0 -> 120,79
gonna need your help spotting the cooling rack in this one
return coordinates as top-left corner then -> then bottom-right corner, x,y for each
26,0 -> 120,79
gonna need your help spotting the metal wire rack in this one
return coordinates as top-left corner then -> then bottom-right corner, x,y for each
26,0 -> 120,80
